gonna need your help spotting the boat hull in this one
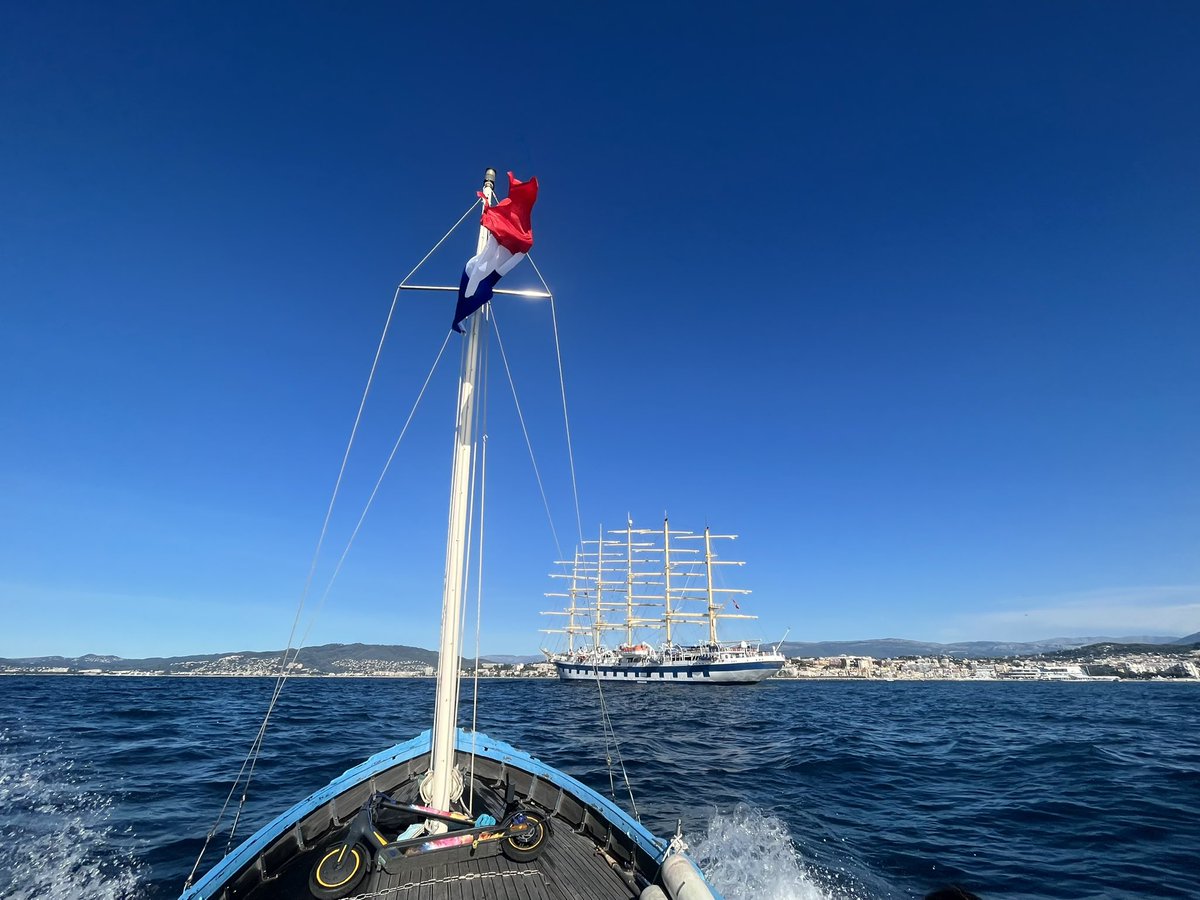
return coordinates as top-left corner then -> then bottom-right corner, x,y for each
181,728 -> 720,900
553,658 -> 784,684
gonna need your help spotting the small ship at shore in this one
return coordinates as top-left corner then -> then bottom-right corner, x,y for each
541,517 -> 786,683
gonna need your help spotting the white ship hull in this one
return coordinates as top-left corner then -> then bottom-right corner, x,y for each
553,655 -> 784,684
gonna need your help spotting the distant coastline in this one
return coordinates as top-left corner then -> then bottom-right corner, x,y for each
3,671 -> 1197,682
2,636 -> 1197,682
4,638 -> 1195,681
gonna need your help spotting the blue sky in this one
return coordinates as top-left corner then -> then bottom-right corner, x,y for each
2,2 -> 1197,658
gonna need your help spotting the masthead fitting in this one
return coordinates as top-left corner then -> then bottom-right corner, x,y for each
483,168 -> 497,188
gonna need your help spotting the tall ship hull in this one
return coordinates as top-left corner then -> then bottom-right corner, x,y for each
553,656 -> 784,683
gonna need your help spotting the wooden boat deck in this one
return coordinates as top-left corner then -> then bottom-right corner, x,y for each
368,823 -> 638,900
243,809 -> 640,900
218,746 -> 659,900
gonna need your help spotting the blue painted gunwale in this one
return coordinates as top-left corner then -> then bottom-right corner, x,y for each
181,728 -> 717,899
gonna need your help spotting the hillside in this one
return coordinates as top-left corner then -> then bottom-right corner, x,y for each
777,635 -> 1184,659
0,643 -> 466,676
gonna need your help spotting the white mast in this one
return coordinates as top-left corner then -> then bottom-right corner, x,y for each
663,516 -> 673,646
425,168 -> 494,814
624,517 -> 634,646
541,548 -> 588,650
593,523 -> 604,648
679,526 -> 752,643
569,547 -> 580,652
705,526 -> 717,644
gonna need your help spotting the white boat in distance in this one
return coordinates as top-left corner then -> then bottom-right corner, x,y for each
542,517 -> 786,684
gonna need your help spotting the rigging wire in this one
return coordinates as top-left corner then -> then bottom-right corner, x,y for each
197,327 -> 454,868
489,300 -> 640,820
527,255 -> 583,551
296,331 -> 453,650
587,657 -> 640,820
491,311 -> 563,563
185,200 -> 479,887
290,198 -> 484,669
188,199 -> 640,880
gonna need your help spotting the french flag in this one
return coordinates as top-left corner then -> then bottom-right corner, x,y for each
452,172 -> 539,333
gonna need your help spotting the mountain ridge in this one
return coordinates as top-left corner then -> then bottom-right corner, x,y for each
0,643 -> 451,675
776,635 -> 1184,659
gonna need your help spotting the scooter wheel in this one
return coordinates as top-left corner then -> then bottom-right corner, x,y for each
309,841 -> 371,899
500,811 -> 550,862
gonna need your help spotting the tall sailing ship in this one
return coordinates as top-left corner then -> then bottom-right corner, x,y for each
541,517 -> 786,683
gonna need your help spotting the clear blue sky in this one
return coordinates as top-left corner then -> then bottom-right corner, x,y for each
2,2 -> 1197,658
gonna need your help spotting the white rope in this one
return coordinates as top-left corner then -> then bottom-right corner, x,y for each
528,255 -> 583,549
491,311 -> 564,562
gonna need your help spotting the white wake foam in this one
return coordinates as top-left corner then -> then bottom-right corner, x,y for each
690,805 -> 867,900
0,730 -> 147,900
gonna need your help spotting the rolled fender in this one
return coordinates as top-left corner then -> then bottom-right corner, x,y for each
660,853 -> 717,900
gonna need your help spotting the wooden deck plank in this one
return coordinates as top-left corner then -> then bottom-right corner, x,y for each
537,823 -> 637,900
509,859 -> 538,900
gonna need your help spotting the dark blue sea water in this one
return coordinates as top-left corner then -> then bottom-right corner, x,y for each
0,676 -> 1196,900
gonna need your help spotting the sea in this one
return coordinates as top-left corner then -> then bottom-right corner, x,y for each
0,676 -> 1196,900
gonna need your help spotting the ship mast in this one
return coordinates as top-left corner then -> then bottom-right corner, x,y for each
662,517 -> 673,645
624,518 -> 634,645
425,167 -> 495,815
593,523 -> 605,648
705,526 -> 717,644
678,526 -> 752,644
568,548 -> 580,652
541,548 -> 589,650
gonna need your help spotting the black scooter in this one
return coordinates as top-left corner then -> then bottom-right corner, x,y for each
308,786 -> 550,899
